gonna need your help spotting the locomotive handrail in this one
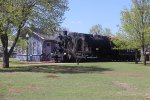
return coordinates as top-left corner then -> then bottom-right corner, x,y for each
87,57 -> 98,59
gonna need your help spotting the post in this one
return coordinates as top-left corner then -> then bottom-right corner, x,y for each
76,57 -> 79,65
27,42 -> 28,61
26,33 -> 29,61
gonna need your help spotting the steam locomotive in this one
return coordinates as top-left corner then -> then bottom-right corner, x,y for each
52,31 -> 140,62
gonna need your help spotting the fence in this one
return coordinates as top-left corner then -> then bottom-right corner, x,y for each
16,55 -> 42,62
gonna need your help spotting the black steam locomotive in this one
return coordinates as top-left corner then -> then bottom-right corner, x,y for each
53,31 -> 140,62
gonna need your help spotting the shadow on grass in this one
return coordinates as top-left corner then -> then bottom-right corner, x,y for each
0,95 -> 4,100
128,61 -> 150,66
0,64 -> 113,74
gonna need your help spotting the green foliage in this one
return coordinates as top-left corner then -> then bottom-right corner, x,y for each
112,38 -> 128,49
144,27 -> 150,47
112,32 -> 138,49
0,0 -> 69,35
89,24 -> 112,36
29,0 -> 69,33
89,24 -> 103,35
15,38 -> 27,49
121,0 -> 150,49
103,28 -> 112,36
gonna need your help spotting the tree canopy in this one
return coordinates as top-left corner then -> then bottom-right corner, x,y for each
121,0 -> 150,65
89,24 -> 112,36
0,0 -> 69,68
89,24 -> 103,35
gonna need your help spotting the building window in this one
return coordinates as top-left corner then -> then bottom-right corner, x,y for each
47,43 -> 50,46
33,42 -> 36,54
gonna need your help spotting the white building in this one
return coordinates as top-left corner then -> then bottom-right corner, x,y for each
17,31 -> 57,62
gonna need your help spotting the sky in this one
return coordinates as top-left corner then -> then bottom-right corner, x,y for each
61,0 -> 132,34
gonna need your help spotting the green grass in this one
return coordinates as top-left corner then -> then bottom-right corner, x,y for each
0,60 -> 150,100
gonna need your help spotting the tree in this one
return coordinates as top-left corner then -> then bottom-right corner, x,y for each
112,32 -> 139,63
121,0 -> 150,65
89,24 -> 103,35
0,0 -> 68,68
89,24 -> 113,36
103,28 -> 112,36
112,38 -> 128,50
12,27 -> 32,51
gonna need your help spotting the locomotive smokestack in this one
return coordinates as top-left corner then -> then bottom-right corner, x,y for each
63,31 -> 67,36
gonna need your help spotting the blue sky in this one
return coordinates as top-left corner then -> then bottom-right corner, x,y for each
61,0 -> 131,34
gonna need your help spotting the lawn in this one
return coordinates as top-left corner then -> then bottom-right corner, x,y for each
0,59 -> 150,100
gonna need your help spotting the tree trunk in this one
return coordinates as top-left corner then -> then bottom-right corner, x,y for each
3,52 -> 9,68
135,49 -> 138,64
140,47 -> 146,66
0,34 -> 10,68
144,56 -> 146,66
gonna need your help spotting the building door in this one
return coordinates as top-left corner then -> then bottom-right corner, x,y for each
45,42 -> 51,60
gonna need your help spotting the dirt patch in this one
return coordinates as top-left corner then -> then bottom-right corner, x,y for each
102,71 -> 130,76
146,96 -> 150,100
113,81 -> 137,91
46,74 -> 60,78
26,84 -> 41,91
9,88 -> 23,93
101,71 -> 150,78
9,84 -> 41,94
145,94 -> 150,100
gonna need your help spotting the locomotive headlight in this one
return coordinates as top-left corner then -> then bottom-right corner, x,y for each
96,48 -> 99,50
64,53 -> 67,55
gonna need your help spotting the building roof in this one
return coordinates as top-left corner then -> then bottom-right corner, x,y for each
31,29 -> 59,41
